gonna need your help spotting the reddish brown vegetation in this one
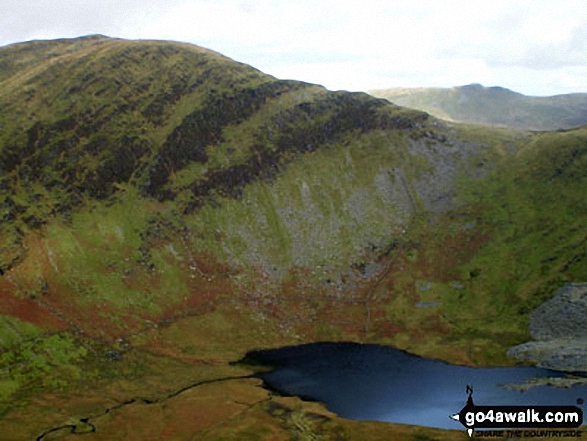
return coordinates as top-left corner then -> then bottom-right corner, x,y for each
0,285 -> 66,331
416,221 -> 492,282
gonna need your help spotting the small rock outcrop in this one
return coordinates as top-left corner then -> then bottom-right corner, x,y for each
508,284 -> 587,372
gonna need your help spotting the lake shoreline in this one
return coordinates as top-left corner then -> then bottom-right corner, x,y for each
246,342 -> 587,430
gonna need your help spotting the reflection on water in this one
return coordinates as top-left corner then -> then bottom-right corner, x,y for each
249,343 -> 587,430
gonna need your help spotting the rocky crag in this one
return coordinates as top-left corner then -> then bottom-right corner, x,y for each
508,284 -> 587,372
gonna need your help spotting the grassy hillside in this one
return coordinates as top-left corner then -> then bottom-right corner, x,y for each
1,36 -> 586,440
370,83 -> 587,130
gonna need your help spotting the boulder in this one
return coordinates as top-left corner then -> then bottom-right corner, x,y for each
507,284 -> 587,372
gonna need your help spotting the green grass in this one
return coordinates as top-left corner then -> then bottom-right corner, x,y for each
36,189 -> 192,312
0,333 -> 88,405
421,128 -> 587,346
0,316 -> 42,347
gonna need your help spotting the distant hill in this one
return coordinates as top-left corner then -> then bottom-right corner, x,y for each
370,83 -> 587,130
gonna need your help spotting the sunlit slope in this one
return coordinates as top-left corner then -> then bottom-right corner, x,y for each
1,36 -> 586,439
370,83 -> 587,130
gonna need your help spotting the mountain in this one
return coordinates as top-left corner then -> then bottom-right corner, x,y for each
370,83 -> 587,130
1,36 -> 587,439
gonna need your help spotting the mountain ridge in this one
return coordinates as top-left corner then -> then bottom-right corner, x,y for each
370,83 -> 587,130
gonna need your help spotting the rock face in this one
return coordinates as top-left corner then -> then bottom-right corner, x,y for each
508,284 -> 587,372
530,284 -> 587,340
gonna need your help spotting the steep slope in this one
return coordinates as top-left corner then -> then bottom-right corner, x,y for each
370,83 -> 587,130
1,36 -> 586,439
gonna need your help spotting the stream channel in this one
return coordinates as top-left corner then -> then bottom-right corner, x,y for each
248,342 -> 587,430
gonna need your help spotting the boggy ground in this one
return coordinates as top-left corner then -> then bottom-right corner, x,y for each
0,301 -> 469,441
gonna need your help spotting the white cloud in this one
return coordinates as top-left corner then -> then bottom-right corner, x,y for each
2,0 -> 587,95
0,0 -> 167,44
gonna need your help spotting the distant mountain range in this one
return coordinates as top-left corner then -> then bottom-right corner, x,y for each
370,83 -> 587,130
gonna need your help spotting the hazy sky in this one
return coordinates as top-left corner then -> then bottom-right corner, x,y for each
2,1 -> 587,96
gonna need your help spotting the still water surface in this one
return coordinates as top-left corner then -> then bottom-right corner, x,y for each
249,343 -> 587,429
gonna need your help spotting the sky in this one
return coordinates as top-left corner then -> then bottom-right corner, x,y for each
2,0 -> 587,96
